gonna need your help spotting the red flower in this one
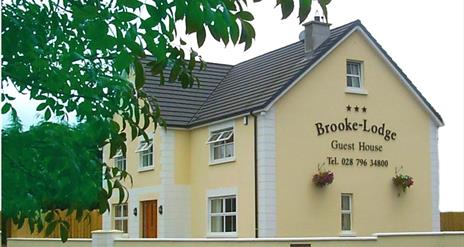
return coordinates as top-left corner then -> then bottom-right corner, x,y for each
313,171 -> 334,187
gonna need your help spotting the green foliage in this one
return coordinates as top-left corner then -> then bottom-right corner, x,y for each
1,0 -> 330,242
2,119 -> 131,242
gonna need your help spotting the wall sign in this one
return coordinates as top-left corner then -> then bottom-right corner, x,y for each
315,109 -> 398,168
314,118 -> 397,141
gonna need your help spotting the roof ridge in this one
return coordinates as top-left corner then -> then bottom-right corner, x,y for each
229,20 -> 362,68
253,20 -> 363,111
187,20 -> 363,127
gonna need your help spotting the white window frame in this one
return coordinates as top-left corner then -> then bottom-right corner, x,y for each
345,60 -> 367,95
113,203 -> 128,233
114,150 -> 126,171
207,195 -> 237,237
208,122 -> 235,165
340,193 -> 354,235
136,138 -> 154,171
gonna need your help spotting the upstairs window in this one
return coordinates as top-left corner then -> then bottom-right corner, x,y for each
207,127 -> 234,163
136,139 -> 153,169
114,150 -> 126,171
346,61 -> 362,88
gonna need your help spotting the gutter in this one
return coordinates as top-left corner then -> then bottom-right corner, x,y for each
250,111 -> 259,238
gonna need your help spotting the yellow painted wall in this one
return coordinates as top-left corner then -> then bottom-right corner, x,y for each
104,122 -> 161,203
274,31 -> 433,237
175,130 -> 191,185
189,118 -> 256,237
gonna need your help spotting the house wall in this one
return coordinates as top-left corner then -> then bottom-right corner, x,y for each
273,31 -> 434,237
189,118 -> 256,238
102,30 -> 439,239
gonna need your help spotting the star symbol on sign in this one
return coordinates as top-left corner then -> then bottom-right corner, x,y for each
346,105 -> 351,112
354,106 -> 359,112
362,107 -> 367,113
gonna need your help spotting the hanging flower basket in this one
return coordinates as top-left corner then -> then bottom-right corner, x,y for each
392,166 -> 414,195
313,163 -> 334,188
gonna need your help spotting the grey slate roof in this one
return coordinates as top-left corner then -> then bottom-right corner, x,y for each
143,20 -> 443,128
142,60 -> 232,127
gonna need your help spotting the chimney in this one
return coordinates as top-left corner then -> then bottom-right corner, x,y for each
300,15 -> 331,53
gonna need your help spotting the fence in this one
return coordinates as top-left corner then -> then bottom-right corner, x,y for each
9,210 -> 102,239
8,231 -> 464,247
441,212 -> 464,231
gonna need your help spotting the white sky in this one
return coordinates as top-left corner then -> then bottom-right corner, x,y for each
3,0 -> 463,211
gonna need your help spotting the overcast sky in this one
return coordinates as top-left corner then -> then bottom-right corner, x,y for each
3,0 -> 463,211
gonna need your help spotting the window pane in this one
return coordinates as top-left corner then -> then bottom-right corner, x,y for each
115,205 -> 121,217
347,63 -> 360,75
115,220 -> 122,231
225,143 -> 234,158
211,216 -> 224,232
123,220 -> 128,233
351,77 -> 360,87
213,145 -> 224,160
208,132 -> 222,143
219,130 -> 233,141
342,213 -> 351,231
225,216 -> 236,232
342,195 -> 351,210
211,199 -> 223,213
225,198 -> 236,212
226,134 -> 234,143
123,204 -> 128,217
347,76 -> 352,87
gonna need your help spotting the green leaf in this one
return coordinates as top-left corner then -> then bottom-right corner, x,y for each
119,187 -> 125,204
230,21 -> 240,45
298,0 -> 312,23
115,12 -> 138,22
2,102 -> 11,114
319,0 -> 331,21
44,108 -> 51,120
28,218 -> 35,233
278,0 -> 295,19
236,11 -> 254,21
174,0 -> 186,20
114,50 -> 133,71
60,222 -> 69,242
169,63 -> 181,82
134,58 -> 145,90
36,102 -> 47,111
117,0 -> 142,9
45,211 -> 54,222
126,40 -> 145,57
45,220 -> 58,237
149,59 -> 166,75
196,26 -> 206,47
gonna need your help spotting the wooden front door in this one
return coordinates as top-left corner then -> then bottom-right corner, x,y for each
142,200 -> 157,238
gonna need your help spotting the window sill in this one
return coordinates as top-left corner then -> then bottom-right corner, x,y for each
345,87 -> 368,95
138,166 -> 154,172
209,157 -> 236,166
206,232 -> 237,238
339,231 -> 357,237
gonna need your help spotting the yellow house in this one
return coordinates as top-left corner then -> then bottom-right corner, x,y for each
102,19 -> 443,239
